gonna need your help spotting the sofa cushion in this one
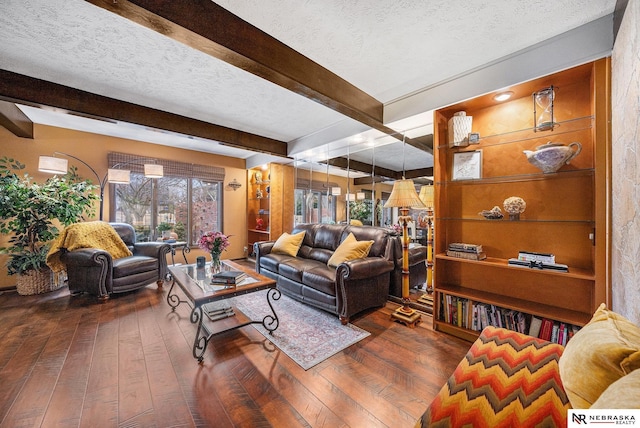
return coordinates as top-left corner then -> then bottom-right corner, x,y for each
259,253 -> 296,273
112,255 -> 158,277
417,326 -> 569,428
327,233 -> 374,267
301,264 -> 337,296
590,369 -> 640,409
559,303 -> 640,408
278,258 -> 325,283
272,231 -> 305,257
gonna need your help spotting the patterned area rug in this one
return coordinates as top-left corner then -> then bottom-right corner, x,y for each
227,289 -> 370,370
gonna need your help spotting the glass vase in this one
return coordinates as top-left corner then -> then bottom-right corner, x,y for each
210,254 -> 222,275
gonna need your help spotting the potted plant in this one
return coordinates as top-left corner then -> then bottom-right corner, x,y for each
157,222 -> 174,240
0,157 -> 99,295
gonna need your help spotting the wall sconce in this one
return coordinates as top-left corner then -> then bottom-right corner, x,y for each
356,191 -> 366,200
533,86 -> 556,132
228,178 -> 242,191
38,151 -> 164,220
346,193 -> 356,202
331,187 -> 342,196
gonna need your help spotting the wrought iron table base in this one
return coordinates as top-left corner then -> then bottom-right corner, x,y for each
167,278 -> 280,362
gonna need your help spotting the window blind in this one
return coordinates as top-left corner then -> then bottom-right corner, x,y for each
108,152 -> 225,182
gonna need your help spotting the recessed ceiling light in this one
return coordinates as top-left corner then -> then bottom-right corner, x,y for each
494,91 -> 514,102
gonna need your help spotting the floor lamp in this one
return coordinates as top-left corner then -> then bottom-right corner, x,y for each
38,152 -> 163,221
384,178 -> 425,327
418,184 -> 434,292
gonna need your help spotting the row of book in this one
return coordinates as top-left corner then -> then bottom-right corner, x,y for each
439,294 -> 580,345
446,242 -> 486,261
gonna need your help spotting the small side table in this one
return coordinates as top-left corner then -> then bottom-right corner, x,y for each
167,241 -> 190,265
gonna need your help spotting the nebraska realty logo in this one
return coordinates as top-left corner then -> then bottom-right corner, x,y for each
569,410 -> 639,426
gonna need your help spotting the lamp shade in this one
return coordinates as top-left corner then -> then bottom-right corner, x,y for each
384,179 -> 425,209
331,187 -> 342,196
107,168 -> 131,184
356,191 -> 365,200
418,185 -> 434,208
346,193 -> 356,202
38,156 -> 68,174
144,164 -> 163,178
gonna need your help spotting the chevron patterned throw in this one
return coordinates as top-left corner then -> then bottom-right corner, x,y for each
417,326 -> 570,428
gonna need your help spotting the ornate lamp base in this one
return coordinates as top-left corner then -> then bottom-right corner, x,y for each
391,306 -> 422,328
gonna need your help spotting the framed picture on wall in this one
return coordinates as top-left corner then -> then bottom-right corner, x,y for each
452,150 -> 482,180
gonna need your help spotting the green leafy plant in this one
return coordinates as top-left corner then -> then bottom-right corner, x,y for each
349,200 -> 372,222
0,157 -> 99,275
157,222 -> 174,232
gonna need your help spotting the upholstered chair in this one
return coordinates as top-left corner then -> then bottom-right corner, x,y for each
61,223 -> 171,301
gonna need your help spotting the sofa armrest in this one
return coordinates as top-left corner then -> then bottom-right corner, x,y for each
336,257 -> 394,281
254,240 -> 275,256
61,248 -> 112,267
133,241 -> 171,259
61,248 -> 113,298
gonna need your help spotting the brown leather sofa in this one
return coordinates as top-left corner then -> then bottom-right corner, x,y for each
254,223 -> 396,324
61,223 -> 171,301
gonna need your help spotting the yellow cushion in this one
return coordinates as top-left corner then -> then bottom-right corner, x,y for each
590,369 -> 640,409
559,303 -> 640,408
271,231 -> 305,257
327,233 -> 373,267
349,219 -> 363,226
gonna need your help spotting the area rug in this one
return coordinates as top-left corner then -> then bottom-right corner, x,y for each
220,289 -> 370,370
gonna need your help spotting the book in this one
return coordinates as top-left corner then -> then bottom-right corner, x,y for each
447,250 -> 487,260
539,319 -> 553,341
211,270 -> 247,284
508,258 -> 568,272
448,243 -> 483,253
206,307 -> 236,322
529,316 -> 542,338
518,250 -> 556,264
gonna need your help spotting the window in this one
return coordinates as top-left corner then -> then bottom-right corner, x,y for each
294,188 -> 337,225
109,153 -> 224,245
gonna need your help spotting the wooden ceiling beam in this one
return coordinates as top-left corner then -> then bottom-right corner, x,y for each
85,0 -> 421,145
326,157 -> 401,180
0,100 -> 33,138
0,70 -> 288,156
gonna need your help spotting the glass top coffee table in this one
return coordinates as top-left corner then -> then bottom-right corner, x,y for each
167,259 -> 279,362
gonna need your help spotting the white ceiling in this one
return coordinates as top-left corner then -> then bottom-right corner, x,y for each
0,0 -> 616,178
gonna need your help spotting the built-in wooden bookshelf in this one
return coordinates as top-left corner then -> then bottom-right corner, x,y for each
247,163 -> 294,255
433,58 -> 611,341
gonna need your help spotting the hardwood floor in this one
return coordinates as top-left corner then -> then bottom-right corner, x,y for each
0,271 -> 469,428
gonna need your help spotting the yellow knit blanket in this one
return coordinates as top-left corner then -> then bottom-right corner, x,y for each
46,221 -> 133,273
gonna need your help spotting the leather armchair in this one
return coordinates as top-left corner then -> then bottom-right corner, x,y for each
61,223 -> 171,301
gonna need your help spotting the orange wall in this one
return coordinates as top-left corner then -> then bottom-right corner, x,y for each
0,124 -> 248,289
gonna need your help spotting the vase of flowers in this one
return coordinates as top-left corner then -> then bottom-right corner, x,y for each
198,231 -> 230,274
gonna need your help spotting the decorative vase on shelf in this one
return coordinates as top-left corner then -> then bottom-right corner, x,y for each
523,141 -> 582,173
210,253 -> 222,275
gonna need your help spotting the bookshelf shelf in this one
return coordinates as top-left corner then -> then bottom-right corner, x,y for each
432,59 -> 611,342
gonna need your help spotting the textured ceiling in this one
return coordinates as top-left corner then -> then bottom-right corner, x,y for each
0,0 -> 616,177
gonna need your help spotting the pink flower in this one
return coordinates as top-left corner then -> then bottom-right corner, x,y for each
198,231 -> 231,257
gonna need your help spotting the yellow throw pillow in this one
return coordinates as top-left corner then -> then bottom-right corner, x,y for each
327,233 -> 374,267
271,231 -> 305,257
590,369 -> 640,409
559,303 -> 640,408
349,219 -> 363,226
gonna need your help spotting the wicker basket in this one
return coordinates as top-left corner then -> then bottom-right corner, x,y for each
16,268 -> 63,295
